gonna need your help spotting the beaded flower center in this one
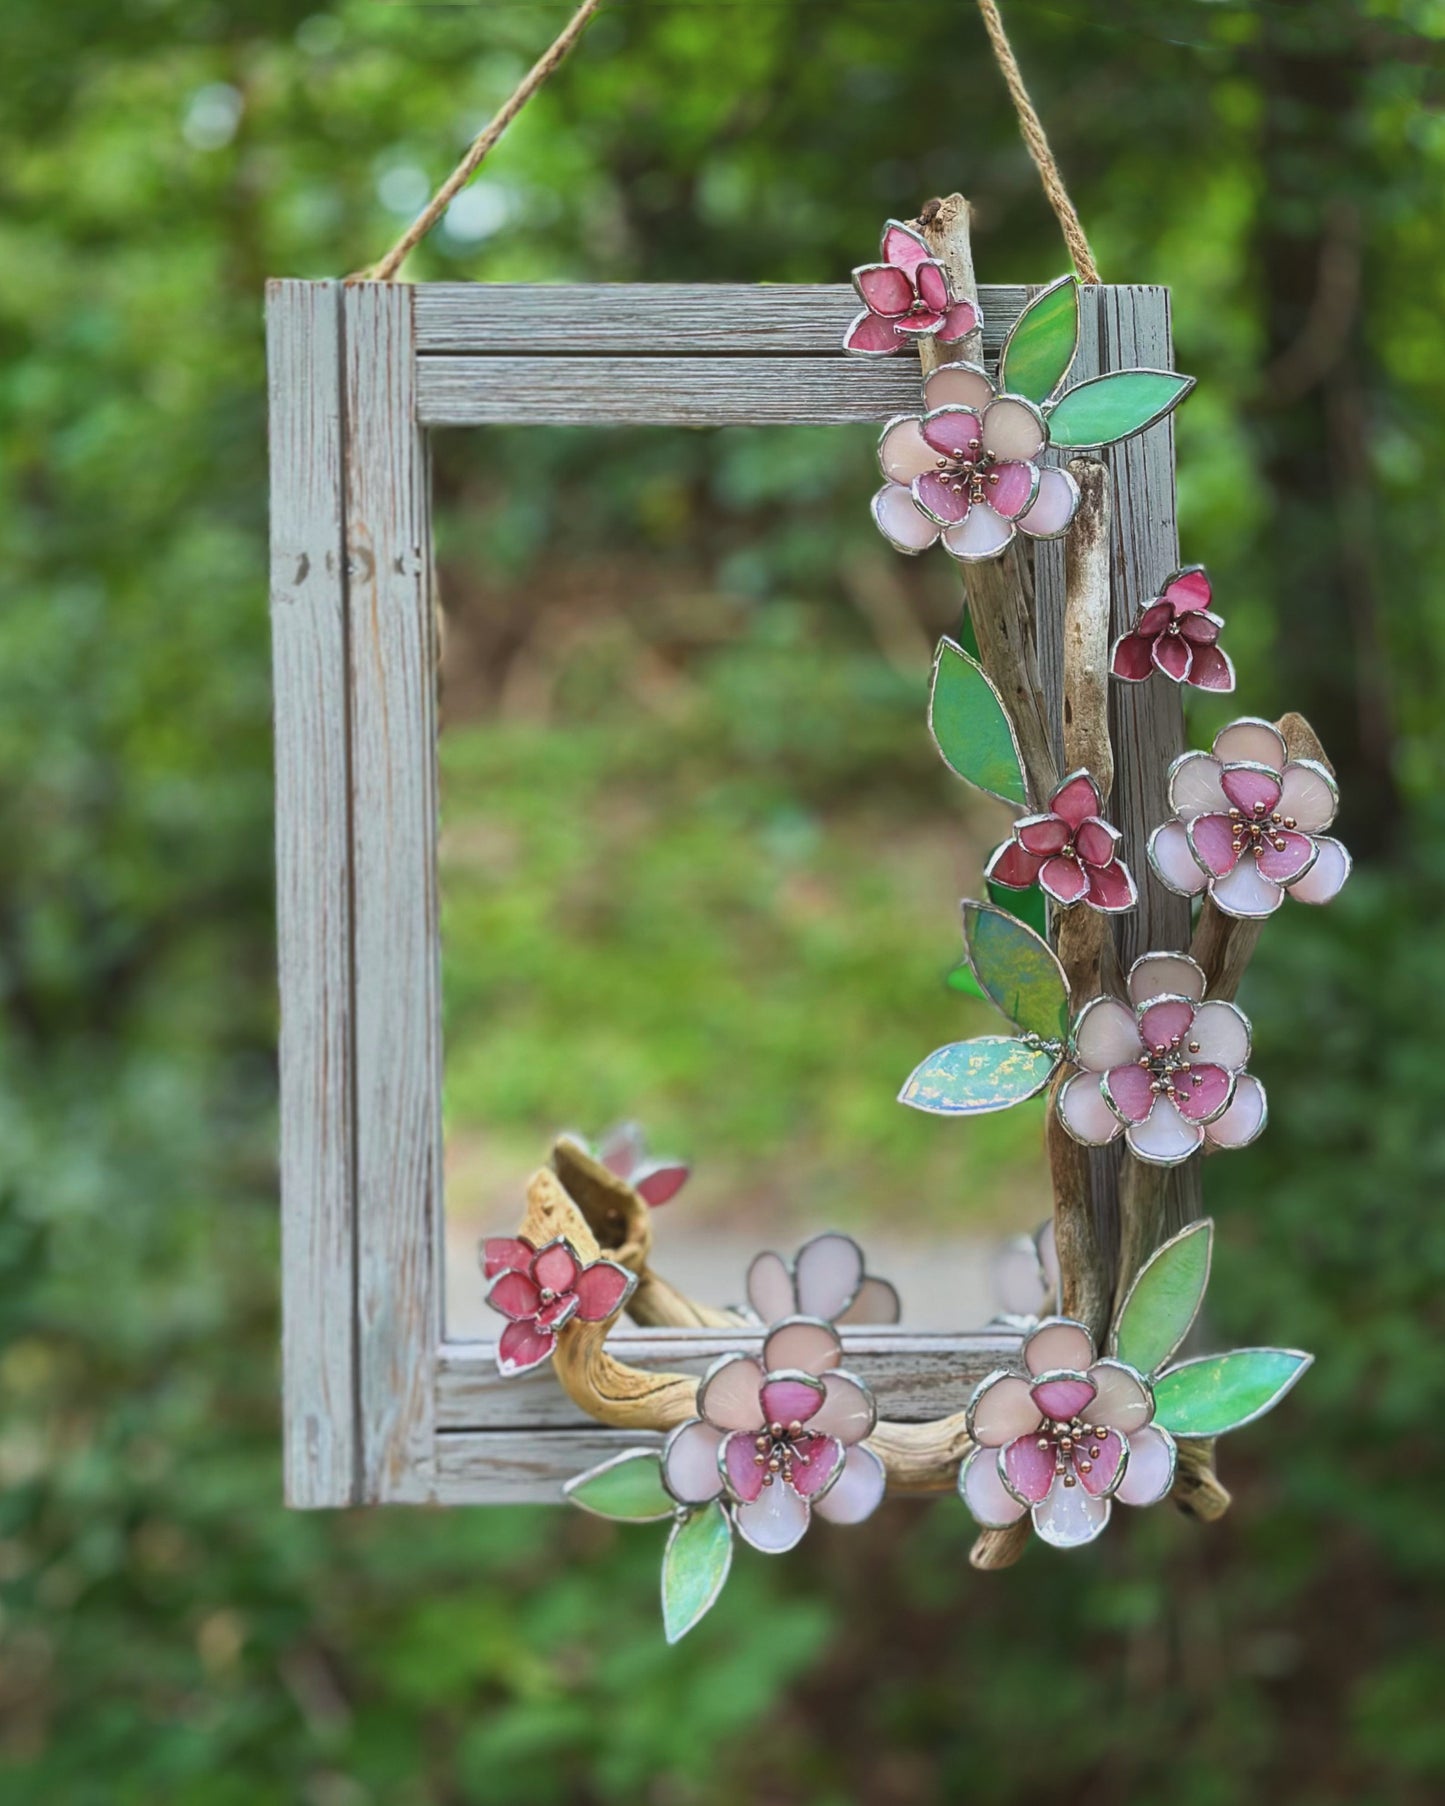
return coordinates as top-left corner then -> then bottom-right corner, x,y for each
1137,1029 -> 1206,1104
1229,800 -> 1297,858
1035,1414 -> 1111,1489
751,1418 -> 812,1490
932,434 -> 1002,508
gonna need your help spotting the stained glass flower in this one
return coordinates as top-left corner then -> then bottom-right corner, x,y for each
590,1121 -> 690,1207
842,219 -> 980,357
984,770 -> 1138,912
1055,951 -> 1266,1166
990,1219 -> 1059,1323
482,1235 -> 637,1377
660,1318 -> 885,1552
871,362 -> 1081,562
1110,566 -> 1235,692
1147,718 -> 1351,919
959,1318 -> 1177,1547
745,1231 -> 901,1327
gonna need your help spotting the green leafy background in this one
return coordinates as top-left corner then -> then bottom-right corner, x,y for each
3,2 -> 1444,1802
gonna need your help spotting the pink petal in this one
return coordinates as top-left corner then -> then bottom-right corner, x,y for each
789,1433 -> 844,1498
912,470 -> 972,525
871,482 -> 940,554
1125,1098 -> 1205,1166
1185,644 -> 1235,692
811,1372 -> 876,1446
988,459 -> 1039,519
842,309 -> 903,356
1209,854 -> 1285,918
760,1376 -> 824,1428
1219,766 -> 1283,815
572,1259 -> 633,1321
878,416 -> 937,485
697,1354 -> 766,1432
732,1474 -> 810,1553
882,220 -> 931,271
1178,610 -> 1221,646
1031,1376 -> 1098,1422
634,1163 -> 689,1206
924,362 -> 994,412
1002,1434 -> 1057,1504
1137,599 -> 1172,639
534,1292 -> 579,1332
1074,818 -> 1119,866
1087,1361 -> 1153,1436
1213,718 -> 1286,770
921,407 -> 984,458
1151,632 -> 1192,683
1286,834 -> 1351,904
985,839 -> 1044,889
482,1236 -> 535,1280
1031,1478 -> 1110,1547
662,1418 -> 726,1505
487,1270 -> 541,1322
815,1444 -> 887,1525
1040,856 -> 1090,905
745,1250 -> 794,1324
1111,631 -> 1156,683
1188,813 -> 1240,879
793,1233 -> 866,1324
496,1318 -> 554,1376
893,309 -> 946,337
762,1318 -> 842,1379
936,299 -> 980,343
960,1447 -> 1027,1528
1164,568 -> 1212,612
1171,1062 -> 1233,1123
1103,1061 -> 1155,1125
915,259 -> 950,313
1016,813 -> 1070,855
1084,859 -> 1137,913
1255,829 -> 1318,885
1204,1071 -> 1268,1149
1277,760 -> 1339,834
1056,1071 -> 1123,1146
854,263 -> 913,317
981,397 -> 1045,463
1024,1321 -> 1095,1374
1138,998 -> 1195,1052
970,1372 -> 1043,1448
1072,997 -> 1142,1072
1015,465 -> 1079,538
1076,1428 -> 1126,1497
1126,952 -> 1206,1007
1051,771 -> 1102,828
532,1240 -> 579,1295
942,504 -> 1013,561
598,1123 -> 643,1176
1116,1424 -> 1177,1506
835,1276 -> 901,1326
723,1428 -> 767,1503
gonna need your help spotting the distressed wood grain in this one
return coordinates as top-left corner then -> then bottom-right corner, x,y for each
267,281 -> 358,1509
434,1428 -> 663,1504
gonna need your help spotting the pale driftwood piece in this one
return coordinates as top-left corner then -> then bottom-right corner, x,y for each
413,281 -> 1030,354
919,194 -> 985,368
1172,1440 -> 1232,1522
267,281 -> 358,1509
344,284 -> 442,1502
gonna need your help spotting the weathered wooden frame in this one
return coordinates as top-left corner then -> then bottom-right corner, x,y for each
266,276 -> 1186,1508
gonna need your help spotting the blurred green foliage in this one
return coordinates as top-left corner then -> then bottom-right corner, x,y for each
2,1 -> 1444,1801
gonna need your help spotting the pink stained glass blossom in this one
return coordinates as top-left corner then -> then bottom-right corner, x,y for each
482,1235 -> 637,1377
745,1231 -> 901,1328
959,1318 -> 1177,1548
1111,566 -> 1235,692
842,218 -> 980,357
984,769 -> 1139,912
1147,717 -> 1352,920
592,1121 -> 690,1207
660,1318 -> 886,1551
1054,951 -> 1267,1167
870,362 -> 1080,563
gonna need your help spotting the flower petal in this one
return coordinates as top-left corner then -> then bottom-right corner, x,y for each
1187,999 -> 1251,1070
1051,770 -> 1102,827
793,1232 -> 866,1323
532,1239 -> 580,1295
1040,856 -> 1090,905
810,1370 -> 877,1446
762,1317 -> 843,1379
1137,599 -> 1173,639
1209,854 -> 1285,919
1087,1360 -> 1154,1436
1084,858 -> 1138,913
1125,1098 -> 1205,1166
923,361 -> 993,413
1185,643 -> 1236,692
893,309 -> 946,337
1151,632 -> 1192,682
1286,834 -> 1351,904
1073,997 -> 1142,1072
989,459 -> 1040,519
942,504 -> 1015,561
1074,817 -> 1119,865
921,406 -> 985,459
1057,1072 -> 1123,1146
1032,1375 -> 1098,1421
1111,630 -> 1156,683
1163,567 -> 1212,612
1025,1320 -> 1096,1375
912,469 -> 972,525
981,396 -> 1046,462
535,1292 -> 580,1332
789,1433 -> 845,1498
745,1249 -> 795,1324
496,1318 -> 555,1376
881,219 -> 931,271
843,309 -> 903,356
878,416 -> 938,485
968,1371 -> 1042,1448
1032,1480 -> 1110,1547
835,1275 -> 902,1326
1213,718 -> 1286,770
1102,1061 -> 1155,1125
487,1269 -> 541,1322
1017,813 -> 1071,855
1168,752 -> 1229,819
1171,1062 -> 1234,1123
871,483 -> 940,554
1220,764 -> 1284,816
722,1428 -> 767,1502
1076,1428 -> 1126,1497
854,263 -> 914,316
1178,610 -> 1222,646
959,1446 -> 1027,1528
1002,1434 -> 1057,1504
635,1163 -> 688,1206
985,839 -> 1044,889
732,1474 -> 811,1553
915,259 -> 950,313
760,1374 -> 825,1428
697,1353 -> 766,1432
936,299 -> 980,343
1015,464 -> 1080,538
1277,759 -> 1339,834
662,1418 -> 726,1505
816,1444 -> 887,1525
1126,952 -> 1206,1007
1138,997 -> 1195,1052
1187,813 -> 1241,879
1204,1071 -> 1268,1149
482,1236 -> 535,1280
1115,1424 -> 1177,1506
572,1259 -> 634,1321
1255,829 -> 1318,885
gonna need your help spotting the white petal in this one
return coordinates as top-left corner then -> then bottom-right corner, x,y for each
1167,752 -> 1228,819
1209,855 -> 1285,919
1015,465 -> 1080,538
1025,1319 -> 1095,1376
992,1235 -> 1051,1318
732,1477 -> 811,1553
878,416 -> 939,485
814,1444 -> 887,1525
1213,718 -> 1286,770
1125,1099 -> 1204,1166
1127,951 -> 1207,1008
959,1447 -> 1027,1528
763,1317 -> 842,1378
981,396 -> 1046,462
1032,1479 -> 1111,1548
1086,1360 -> 1153,1436
793,1232 -> 865,1322
809,1371 -> 876,1446
662,1419 -> 726,1505
1148,821 -> 1208,896
1287,835 -> 1351,904
1057,1071 -> 1124,1146
1072,997 -> 1141,1072
1204,1072 -> 1268,1149
745,1250 -> 794,1324
1187,999 -> 1251,1072
871,482 -> 940,554
969,1372 -> 1042,1448
1115,1424 -> 1177,1506
942,503 -> 1014,561
1277,759 -> 1339,834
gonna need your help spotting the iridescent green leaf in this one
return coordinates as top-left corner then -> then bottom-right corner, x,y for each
999,274 -> 1079,404
898,1035 -> 1059,1116
1046,370 -> 1195,448
1111,1220 -> 1213,1377
563,1449 -> 674,1522
662,1501 -> 733,1643
1152,1348 -> 1312,1438
987,876 -> 1048,940
961,900 -> 1069,1042
928,639 -> 1027,808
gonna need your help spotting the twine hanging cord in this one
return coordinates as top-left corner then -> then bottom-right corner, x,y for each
354,0 -> 1099,285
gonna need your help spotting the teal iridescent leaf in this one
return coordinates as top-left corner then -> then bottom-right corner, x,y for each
899,1035 -> 1059,1116
928,639 -> 1027,807
961,900 -> 1070,1042
1111,1220 -> 1213,1377
563,1449 -> 674,1522
1046,370 -> 1195,448
999,275 -> 1079,405
662,1501 -> 733,1643
1152,1348 -> 1312,1438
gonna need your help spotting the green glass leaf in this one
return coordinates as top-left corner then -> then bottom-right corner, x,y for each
999,275 -> 1079,404
961,900 -> 1070,1042
661,1500 -> 733,1643
563,1449 -> 674,1522
1046,370 -> 1195,448
1111,1220 -> 1213,1377
928,639 -> 1027,808
1152,1348 -> 1313,1438
899,1034 -> 1059,1116
987,876 -> 1048,940
946,958 -> 985,1000
957,604 -> 981,660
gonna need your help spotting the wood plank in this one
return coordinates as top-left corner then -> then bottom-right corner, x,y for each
434,1328 -> 1022,1431
267,280 -> 358,1509
413,281 -> 1029,355
434,1428 -> 663,1504
343,284 -> 443,1502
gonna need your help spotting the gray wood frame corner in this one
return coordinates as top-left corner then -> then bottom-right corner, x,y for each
266,277 -> 1184,1507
